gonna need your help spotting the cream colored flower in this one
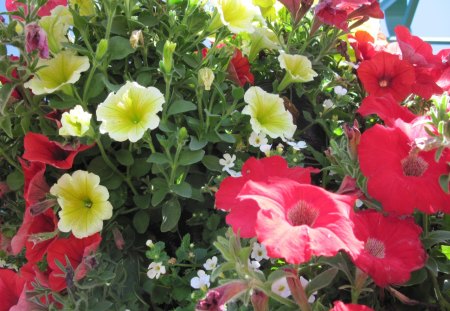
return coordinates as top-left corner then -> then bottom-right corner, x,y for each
69,0 -> 96,16
211,0 -> 262,34
39,6 -> 73,53
242,86 -> 296,139
24,50 -> 90,95
59,105 -> 92,137
96,81 -> 164,142
198,67 -> 215,91
278,51 -> 318,91
50,170 -> 113,239
247,27 -> 281,61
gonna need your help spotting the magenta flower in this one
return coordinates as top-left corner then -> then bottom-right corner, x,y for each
25,23 -> 49,59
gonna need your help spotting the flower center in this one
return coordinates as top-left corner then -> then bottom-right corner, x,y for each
287,201 -> 319,227
84,199 -> 93,208
401,154 -> 428,177
378,79 -> 389,88
365,237 -> 385,258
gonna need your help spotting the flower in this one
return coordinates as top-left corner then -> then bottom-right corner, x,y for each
0,269 -> 33,311
248,259 -> 261,271
130,30 -> 144,49
357,51 -> 415,101
69,0 -> 96,16
260,143 -> 272,155
6,0 -> 67,17
224,167 -> 243,177
243,86 -> 296,140
25,209 -> 58,264
219,153 -> 236,171
96,81 -> 165,142
215,156 -> 318,238
212,0 -> 261,34
323,99 -> 334,111
24,50 -> 89,95
228,49 -> 254,86
146,240 -> 154,248
286,140 -> 307,150
271,277 -> 291,298
249,131 -> 268,147
199,67 -> 215,90
238,179 -> 363,264
39,5 -> 73,53
196,281 -> 248,311
358,121 -> 450,214
334,85 -> 348,96
203,256 -> 218,271
278,52 -> 317,91
147,262 -> 166,279
22,132 -> 93,169
247,27 -> 281,61
191,270 -> 211,290
349,210 -> 426,287
251,242 -> 269,261
50,170 -> 113,238
330,301 -> 374,311
25,23 -> 49,58
59,105 -> 92,137
299,276 -> 317,303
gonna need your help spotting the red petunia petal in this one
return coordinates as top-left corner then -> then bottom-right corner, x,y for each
357,95 -> 416,126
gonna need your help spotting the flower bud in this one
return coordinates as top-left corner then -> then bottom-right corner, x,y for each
25,23 -> 49,59
130,30 -> 144,49
343,120 -> 361,160
198,68 -> 215,91
177,127 -> 188,144
112,227 -> 125,250
96,39 -> 108,61
195,281 -> 248,311
161,40 -> 177,74
251,290 -> 269,311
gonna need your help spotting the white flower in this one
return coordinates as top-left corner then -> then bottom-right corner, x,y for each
203,256 -> 218,271
251,242 -> 269,261
259,144 -> 272,155
300,276 -> 317,303
190,270 -> 210,290
322,99 -> 334,111
271,277 -> 291,298
59,105 -> 92,137
248,131 -> 268,147
219,153 -> 236,171
286,140 -> 307,150
147,262 -> 166,279
146,239 -> 154,248
248,259 -> 261,271
334,85 -> 348,96
224,167 -> 242,177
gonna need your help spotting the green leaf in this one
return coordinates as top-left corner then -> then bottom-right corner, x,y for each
0,83 -> 14,114
133,194 -> 152,209
189,136 -> 208,150
422,230 -> 450,248
108,36 -> 134,61
130,158 -> 152,177
171,182 -> 192,198
147,153 -> 170,165
84,73 -> 105,100
403,267 -> 428,286
133,210 -> 150,234
115,149 -> 134,166
167,100 -> 197,116
232,86 -> 244,100
441,245 -> 450,260
89,302 -> 114,311
305,267 -> 338,296
439,174 -> 450,194
6,170 -> 24,191
0,116 -> 13,138
202,155 -> 222,172
178,150 -> 205,166
215,131 -> 236,143
160,199 -> 181,232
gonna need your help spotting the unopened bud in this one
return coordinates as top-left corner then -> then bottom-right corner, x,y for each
25,23 -> 49,59
112,227 -> 125,250
343,120 -> 361,160
96,39 -> 108,61
161,40 -> 176,74
251,290 -> 269,311
198,68 -> 215,91
177,127 -> 188,144
130,30 -> 144,49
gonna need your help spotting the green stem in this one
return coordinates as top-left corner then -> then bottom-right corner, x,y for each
162,75 -> 172,121
253,285 -> 297,308
423,214 -> 429,237
197,88 -> 205,132
0,146 -> 20,170
351,268 -> 369,304
277,74 -> 292,93
82,64 -> 98,104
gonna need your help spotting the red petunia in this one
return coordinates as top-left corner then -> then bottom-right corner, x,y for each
349,210 -> 426,287
228,49 -> 254,87
25,208 -> 58,264
46,233 -> 102,292
357,51 -> 415,101
348,31 -> 377,61
215,156 -> 318,238
330,301 -> 374,311
238,179 -> 363,264
0,269 -> 32,311
358,121 -> 450,214
6,0 -> 67,17
22,132 -> 93,169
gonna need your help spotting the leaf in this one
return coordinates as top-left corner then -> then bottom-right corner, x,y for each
215,131 -> 236,143
305,268 -> 338,296
439,174 -> 450,194
6,170 -> 24,191
202,155 -> 222,172
115,149 -> 134,166
0,116 -> 13,138
167,100 -> 197,116
171,182 -> 192,198
232,86 -> 244,100
108,36 -> 134,61
133,194 -> 152,209
130,158 -> 152,177
0,83 -> 14,114
178,150 -> 205,166
147,153 -> 170,165
189,136 -> 208,150
422,230 -> 450,248
441,245 -> 450,260
403,267 -> 428,286
133,210 -> 150,234
161,199 -> 181,232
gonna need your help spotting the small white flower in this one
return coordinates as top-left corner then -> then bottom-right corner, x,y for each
224,167 -> 242,177
146,239 -> 154,248
334,85 -> 348,96
219,153 -> 236,171
300,276 -> 317,303
322,99 -> 334,111
190,270 -> 210,290
147,262 -> 166,279
271,277 -> 291,298
287,140 -> 307,150
248,259 -> 261,272
259,144 -> 272,155
203,256 -> 218,271
251,242 -> 269,261
248,131 -> 268,147
355,199 -> 363,208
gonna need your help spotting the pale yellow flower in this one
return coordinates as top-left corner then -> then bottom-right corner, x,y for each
278,51 -> 317,91
96,81 -> 165,142
39,6 -> 73,53
211,0 -> 262,34
50,170 -> 113,239
69,0 -> 96,16
247,27 -> 281,61
59,105 -> 92,137
198,68 -> 215,91
242,86 -> 296,139
24,50 -> 90,95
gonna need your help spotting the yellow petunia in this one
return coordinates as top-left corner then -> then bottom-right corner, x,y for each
69,0 -> 96,16
50,170 -> 113,239
278,51 -> 317,92
96,81 -> 165,142
59,105 -> 92,137
39,5 -> 73,54
210,0 -> 262,34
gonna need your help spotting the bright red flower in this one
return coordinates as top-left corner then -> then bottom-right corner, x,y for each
47,233 -> 102,292
0,269 -> 31,311
357,95 -> 416,126
238,179 -> 363,264
314,0 -> 348,31
357,51 -> 415,101
350,210 -> 426,287
348,31 -> 377,61
22,132 -> 93,169
215,156 -> 318,238
6,0 -> 67,17
330,301 -> 374,311
228,49 -> 254,87
358,121 -> 450,214
25,208 -> 58,263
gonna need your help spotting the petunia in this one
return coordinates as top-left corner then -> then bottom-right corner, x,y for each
242,86 -> 296,139
25,23 -> 49,58
24,50 -> 89,95
59,105 -> 92,137
96,81 -> 164,142
215,156 -> 318,238
46,233 -> 102,292
278,51 -> 317,91
228,49 -> 254,87
247,27 -> 281,62
39,5 -> 73,53
196,281 -> 248,311
50,171 -> 113,239
358,121 -> 450,214
349,210 -> 426,287
69,0 -> 96,16
0,269 -> 34,311
330,301 -> 374,311
238,179 -> 363,264
357,51 -> 415,102
210,0 -> 261,34
22,132 -> 93,169
6,0 -> 67,17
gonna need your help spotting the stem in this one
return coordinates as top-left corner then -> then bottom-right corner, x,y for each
423,214 -> 429,237
351,268 -> 369,304
253,285 -> 297,308
82,64 -> 98,104
162,75 -> 172,121
0,146 -> 20,170
277,74 -> 292,93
